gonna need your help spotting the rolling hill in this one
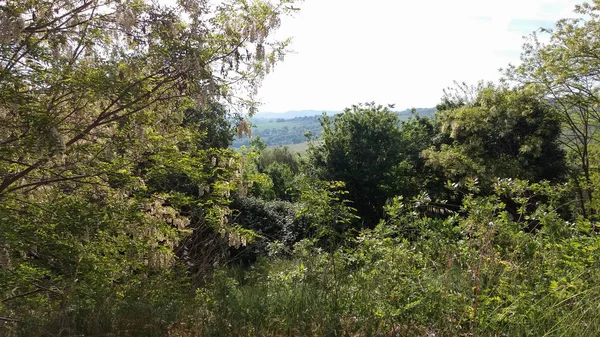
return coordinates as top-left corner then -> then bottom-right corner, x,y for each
231,108 -> 436,150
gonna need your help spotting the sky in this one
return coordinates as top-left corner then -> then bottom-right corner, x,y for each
256,0 -> 582,112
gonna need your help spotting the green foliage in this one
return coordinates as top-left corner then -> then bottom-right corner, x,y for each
306,103 -> 443,227
0,0 -> 301,334
0,186 -> 191,336
296,178 -> 358,242
264,161 -> 297,201
256,146 -> 300,174
307,103 -> 411,226
254,146 -> 301,201
505,2 -> 600,215
229,196 -> 311,262
424,84 -> 567,189
396,113 -> 449,202
182,102 -> 236,150
3,0 -> 600,335
186,179 -> 600,336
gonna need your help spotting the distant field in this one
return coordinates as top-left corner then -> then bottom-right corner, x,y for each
282,141 -> 309,153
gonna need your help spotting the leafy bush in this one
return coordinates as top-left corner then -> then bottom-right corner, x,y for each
229,197 -> 312,263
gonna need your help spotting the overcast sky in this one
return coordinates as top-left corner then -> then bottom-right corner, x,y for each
256,0 -> 582,112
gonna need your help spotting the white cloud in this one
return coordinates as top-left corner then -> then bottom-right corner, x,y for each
257,0 -> 582,112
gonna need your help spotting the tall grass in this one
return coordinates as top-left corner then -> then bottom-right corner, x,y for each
5,230 -> 598,336
177,226 -> 600,337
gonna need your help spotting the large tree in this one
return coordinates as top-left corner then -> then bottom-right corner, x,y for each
0,0 -> 296,197
505,1 -> 600,215
0,0 -> 299,333
423,84 -> 567,189
307,103 -> 419,226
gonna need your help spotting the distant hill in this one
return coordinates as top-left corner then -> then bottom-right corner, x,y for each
254,110 -> 340,119
232,108 -> 437,149
255,108 -> 435,120
232,115 -> 322,148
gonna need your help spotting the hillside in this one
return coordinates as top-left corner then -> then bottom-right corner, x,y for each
232,108 -> 436,148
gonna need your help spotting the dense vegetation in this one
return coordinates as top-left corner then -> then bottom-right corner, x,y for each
1,0 -> 600,336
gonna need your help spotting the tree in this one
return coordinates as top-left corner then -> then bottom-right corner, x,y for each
182,102 -> 236,150
253,146 -> 300,200
307,103 -> 411,227
0,0 -> 300,332
505,1 -> 600,215
395,112 -> 448,202
423,84 -> 567,189
256,145 -> 300,173
0,0 -> 297,198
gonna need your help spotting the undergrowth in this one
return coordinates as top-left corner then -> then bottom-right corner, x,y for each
174,180 -> 600,337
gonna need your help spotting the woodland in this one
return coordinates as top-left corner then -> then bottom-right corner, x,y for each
1,0 -> 600,336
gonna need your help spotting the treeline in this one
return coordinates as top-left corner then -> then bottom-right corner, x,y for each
1,0 -> 600,336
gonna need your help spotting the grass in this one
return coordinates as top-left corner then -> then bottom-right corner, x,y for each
7,231 -> 600,337
170,220 -> 600,337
